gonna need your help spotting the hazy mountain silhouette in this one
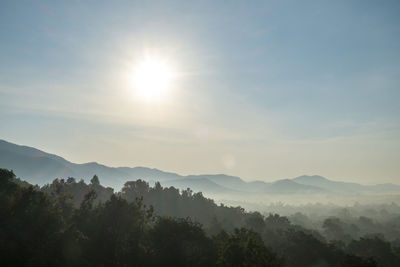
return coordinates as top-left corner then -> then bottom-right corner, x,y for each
265,179 -> 327,194
293,175 -> 400,194
186,174 -> 268,192
0,139 -> 179,189
1,139 -> 399,194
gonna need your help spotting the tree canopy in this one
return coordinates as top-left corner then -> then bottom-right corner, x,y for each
2,168 -> 399,266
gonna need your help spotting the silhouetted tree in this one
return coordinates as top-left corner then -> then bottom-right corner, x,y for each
215,228 -> 283,267
347,236 -> 400,267
340,255 -> 378,267
149,217 -> 217,267
90,174 -> 100,185
2,168 -> 399,267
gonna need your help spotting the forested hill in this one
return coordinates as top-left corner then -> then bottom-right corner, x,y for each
1,139 -> 399,196
2,168 -> 400,266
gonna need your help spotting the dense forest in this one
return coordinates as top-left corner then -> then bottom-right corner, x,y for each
2,169 -> 400,266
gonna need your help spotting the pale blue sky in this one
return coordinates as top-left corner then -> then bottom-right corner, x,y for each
1,0 -> 399,183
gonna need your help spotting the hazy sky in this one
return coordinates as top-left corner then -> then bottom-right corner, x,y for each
1,0 -> 399,184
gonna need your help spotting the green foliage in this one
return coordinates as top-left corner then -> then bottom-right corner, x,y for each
0,169 -> 65,266
214,228 -> 283,267
41,177 -> 113,207
120,180 -> 245,232
323,217 -> 360,243
347,236 -> 399,267
149,217 -> 217,267
0,169 -> 286,267
245,212 -> 266,233
90,174 -> 100,185
2,168 -> 399,267
78,195 -> 152,266
340,255 -> 378,267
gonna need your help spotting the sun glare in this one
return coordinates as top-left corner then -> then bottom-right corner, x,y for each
132,57 -> 173,101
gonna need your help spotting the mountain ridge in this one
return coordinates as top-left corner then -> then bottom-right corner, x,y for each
1,139 -> 399,195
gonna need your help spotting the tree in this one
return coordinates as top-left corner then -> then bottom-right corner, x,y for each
347,236 -> 400,267
90,174 -> 100,185
215,228 -> 284,267
149,217 -> 217,267
245,212 -> 266,233
0,169 -> 65,266
66,177 -> 76,184
76,195 -> 152,266
340,255 -> 378,267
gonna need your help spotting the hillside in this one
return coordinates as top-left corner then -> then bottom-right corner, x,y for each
1,139 -> 399,195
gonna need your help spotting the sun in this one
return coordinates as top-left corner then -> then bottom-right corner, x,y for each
132,57 -> 173,101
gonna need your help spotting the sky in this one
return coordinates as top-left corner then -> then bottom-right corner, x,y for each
0,0 -> 399,184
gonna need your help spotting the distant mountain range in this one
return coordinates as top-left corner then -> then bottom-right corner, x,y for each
1,139 -> 399,195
